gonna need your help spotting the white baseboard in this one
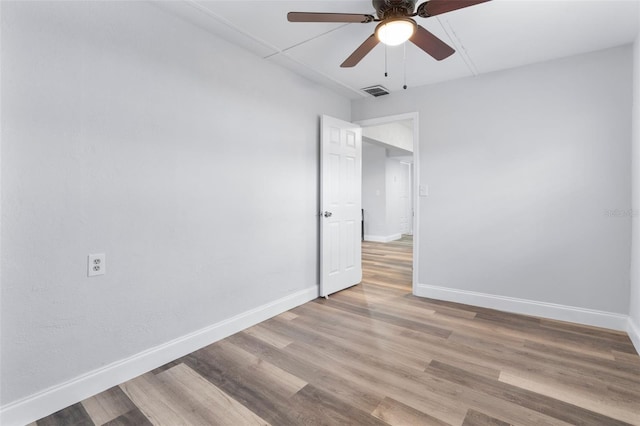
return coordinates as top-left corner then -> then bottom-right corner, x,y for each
415,283 -> 629,332
0,286 -> 319,426
364,233 -> 402,243
628,317 -> 640,355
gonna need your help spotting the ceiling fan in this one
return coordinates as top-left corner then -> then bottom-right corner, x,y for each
288,0 -> 490,68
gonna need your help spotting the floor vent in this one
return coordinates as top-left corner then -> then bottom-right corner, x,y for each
361,85 -> 390,97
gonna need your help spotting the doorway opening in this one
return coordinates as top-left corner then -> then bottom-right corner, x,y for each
356,113 -> 419,295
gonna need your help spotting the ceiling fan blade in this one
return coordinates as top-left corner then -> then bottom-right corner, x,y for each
410,25 -> 455,61
287,12 -> 374,23
340,34 -> 379,68
417,0 -> 491,18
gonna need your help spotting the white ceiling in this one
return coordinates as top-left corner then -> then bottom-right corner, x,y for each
155,0 -> 639,99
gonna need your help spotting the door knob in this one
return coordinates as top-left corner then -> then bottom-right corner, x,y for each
323,211 -> 333,218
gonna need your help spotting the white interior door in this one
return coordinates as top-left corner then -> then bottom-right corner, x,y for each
400,161 -> 413,235
320,115 -> 362,297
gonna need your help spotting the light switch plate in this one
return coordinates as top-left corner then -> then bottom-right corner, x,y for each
419,185 -> 429,197
88,253 -> 106,277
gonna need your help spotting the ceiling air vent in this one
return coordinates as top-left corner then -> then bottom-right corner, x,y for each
362,85 -> 390,97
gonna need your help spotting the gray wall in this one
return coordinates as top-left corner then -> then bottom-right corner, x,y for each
353,46 -> 633,315
362,142 -> 388,238
0,1 -> 349,405
631,22 -> 640,338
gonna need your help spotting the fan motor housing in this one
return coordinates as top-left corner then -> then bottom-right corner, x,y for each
372,0 -> 417,19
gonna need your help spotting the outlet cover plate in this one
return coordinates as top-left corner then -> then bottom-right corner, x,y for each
88,253 -> 106,277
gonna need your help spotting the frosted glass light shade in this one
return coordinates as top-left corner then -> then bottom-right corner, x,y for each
376,18 -> 416,46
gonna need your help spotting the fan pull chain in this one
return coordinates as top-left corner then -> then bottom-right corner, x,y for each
403,42 -> 407,90
384,43 -> 388,77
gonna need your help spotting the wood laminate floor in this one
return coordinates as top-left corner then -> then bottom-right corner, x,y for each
33,235 -> 640,425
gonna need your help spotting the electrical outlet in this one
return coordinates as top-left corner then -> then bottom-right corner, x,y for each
88,253 -> 106,277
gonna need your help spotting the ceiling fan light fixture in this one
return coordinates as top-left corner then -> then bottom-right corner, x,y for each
375,18 -> 416,46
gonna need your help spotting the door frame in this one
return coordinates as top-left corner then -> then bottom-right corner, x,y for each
354,112 -> 419,296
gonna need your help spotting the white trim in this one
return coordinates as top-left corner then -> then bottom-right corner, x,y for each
416,283 -> 629,331
356,113 -> 417,128
411,114 -> 419,297
364,233 -> 403,243
0,286 -> 318,426
628,317 -> 640,355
